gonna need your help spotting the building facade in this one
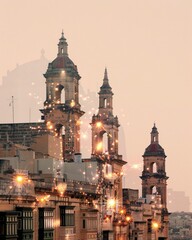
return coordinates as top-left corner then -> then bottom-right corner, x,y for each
0,33 -> 169,240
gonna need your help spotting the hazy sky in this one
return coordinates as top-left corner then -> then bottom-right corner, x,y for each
0,0 -> 192,210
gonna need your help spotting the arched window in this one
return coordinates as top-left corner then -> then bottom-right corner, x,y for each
55,84 -> 65,104
104,98 -> 107,108
153,162 -> 158,173
61,126 -> 65,136
103,132 -> 108,153
61,88 -> 65,104
152,186 -> 157,195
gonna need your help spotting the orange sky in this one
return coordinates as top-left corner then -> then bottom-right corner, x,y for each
0,0 -> 192,210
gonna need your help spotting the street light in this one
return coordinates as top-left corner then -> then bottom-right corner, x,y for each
152,220 -> 159,240
56,182 -> 67,197
126,215 -> 132,240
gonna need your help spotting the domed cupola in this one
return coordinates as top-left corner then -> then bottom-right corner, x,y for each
143,124 -> 166,158
44,31 -> 80,80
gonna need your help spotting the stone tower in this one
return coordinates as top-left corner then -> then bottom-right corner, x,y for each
91,68 -> 120,156
91,69 -> 126,222
141,124 -> 168,207
40,32 -> 84,161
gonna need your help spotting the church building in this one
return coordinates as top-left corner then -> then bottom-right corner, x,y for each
0,32 -> 169,240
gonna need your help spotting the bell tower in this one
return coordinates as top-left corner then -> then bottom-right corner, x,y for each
91,69 -> 120,156
40,32 -> 84,161
140,124 -> 168,207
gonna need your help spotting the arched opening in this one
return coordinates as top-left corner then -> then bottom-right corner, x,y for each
104,98 -> 107,108
61,126 -> 65,136
153,135 -> 157,142
55,84 -> 64,104
103,132 -> 108,153
95,131 -> 106,154
150,162 -> 158,173
151,186 -> 158,195
60,86 -> 65,104
153,162 -> 158,173
55,124 -> 65,137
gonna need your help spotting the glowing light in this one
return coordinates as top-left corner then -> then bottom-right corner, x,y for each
105,173 -> 113,179
54,219 -> 60,228
16,175 -> 24,184
46,121 -> 53,130
120,209 -> 125,214
76,120 -> 82,126
82,133 -> 87,139
126,216 -> 132,222
131,163 -> 142,170
36,195 -> 50,203
96,122 -> 102,128
57,182 -> 67,196
70,100 -> 75,107
13,173 -> 29,187
107,198 -> 116,208
96,142 -> 103,151
152,221 -> 159,230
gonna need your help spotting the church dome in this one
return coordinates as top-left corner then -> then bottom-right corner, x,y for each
143,124 -> 166,158
51,56 -> 76,69
44,32 -> 80,80
143,142 -> 166,157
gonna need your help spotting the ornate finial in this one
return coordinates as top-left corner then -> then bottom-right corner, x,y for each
61,30 -> 64,38
152,122 -> 157,130
151,123 -> 159,141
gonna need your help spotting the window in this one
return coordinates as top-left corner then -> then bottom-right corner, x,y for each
60,206 -> 75,226
87,218 -> 97,230
16,208 -> 33,231
82,212 -> 97,230
104,98 -> 107,108
147,219 -> 152,233
44,210 -> 54,229
38,208 -> 54,240
38,208 -> 54,229
16,207 -> 34,240
6,215 -> 17,235
82,219 -> 86,229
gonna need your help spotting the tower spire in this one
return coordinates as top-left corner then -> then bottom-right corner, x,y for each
101,68 -> 111,88
91,69 -> 120,156
104,67 -> 108,82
